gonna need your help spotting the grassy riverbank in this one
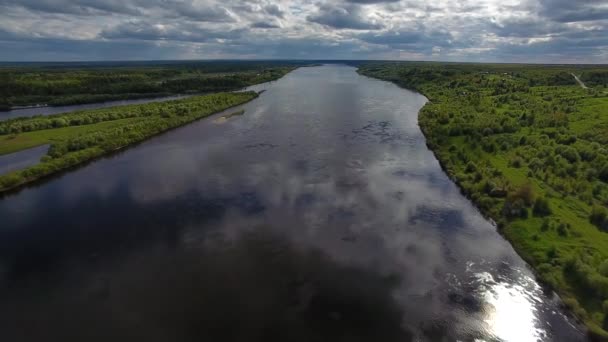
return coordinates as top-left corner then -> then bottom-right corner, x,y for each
359,62 -> 608,338
0,91 -> 258,193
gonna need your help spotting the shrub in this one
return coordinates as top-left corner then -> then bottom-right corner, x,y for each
541,219 -> 551,232
557,223 -> 569,236
557,146 -> 580,163
510,157 -> 523,168
590,206 -> 608,231
513,183 -> 535,206
503,197 -> 528,219
465,162 -> 477,173
533,197 -> 552,217
600,165 -> 608,183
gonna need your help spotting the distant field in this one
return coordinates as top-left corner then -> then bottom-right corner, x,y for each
359,62 -> 608,338
0,61 -> 300,109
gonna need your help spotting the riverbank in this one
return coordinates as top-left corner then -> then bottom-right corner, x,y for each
0,63 -> 298,111
358,63 -> 608,339
0,92 -> 259,194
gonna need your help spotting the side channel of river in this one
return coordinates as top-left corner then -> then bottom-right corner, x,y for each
0,95 -> 190,121
0,65 -> 584,341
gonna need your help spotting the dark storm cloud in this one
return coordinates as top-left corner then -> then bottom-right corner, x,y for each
0,0 -> 142,15
307,3 -> 383,30
217,36 -> 380,59
537,0 -> 608,23
161,1 -> 235,22
489,18 -> 567,38
358,29 -> 453,47
100,21 -> 243,43
0,0 -> 235,21
251,22 -> 280,29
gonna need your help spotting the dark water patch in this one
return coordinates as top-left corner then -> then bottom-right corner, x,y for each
0,230 -> 414,342
0,145 -> 49,175
408,206 -> 467,231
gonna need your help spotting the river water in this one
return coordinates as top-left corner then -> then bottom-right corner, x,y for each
0,95 -> 189,121
0,65 -> 584,341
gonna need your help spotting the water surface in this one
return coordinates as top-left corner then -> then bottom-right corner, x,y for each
0,65 -> 584,341
0,144 -> 48,175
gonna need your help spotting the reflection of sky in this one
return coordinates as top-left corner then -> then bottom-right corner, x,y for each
0,66 -> 583,341
0,144 -> 48,175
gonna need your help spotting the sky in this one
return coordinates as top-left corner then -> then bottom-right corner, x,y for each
0,0 -> 606,63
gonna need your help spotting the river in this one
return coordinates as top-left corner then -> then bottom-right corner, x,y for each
0,65 -> 584,341
0,95 -> 189,121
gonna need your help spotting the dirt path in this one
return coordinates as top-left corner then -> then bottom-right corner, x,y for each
571,73 -> 588,89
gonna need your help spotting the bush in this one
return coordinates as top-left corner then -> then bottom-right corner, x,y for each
510,157 -> 523,168
513,183 -> 535,206
590,206 -> 608,231
557,145 -> 580,163
533,197 -> 552,217
503,197 -> 528,219
541,219 -> 551,232
600,165 -> 608,183
557,223 -> 569,236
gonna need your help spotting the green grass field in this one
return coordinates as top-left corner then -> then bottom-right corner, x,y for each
0,118 -> 143,155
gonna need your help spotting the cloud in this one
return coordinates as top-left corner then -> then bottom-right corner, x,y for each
0,0 -> 606,62
358,29 -> 454,49
100,21 -> 243,43
307,3 -> 383,30
346,0 -> 401,3
264,4 -> 285,18
537,0 -> 608,23
162,1 -> 235,22
251,22 -> 280,29
0,0 -> 142,15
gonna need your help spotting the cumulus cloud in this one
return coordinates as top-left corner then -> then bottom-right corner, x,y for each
0,0 -> 606,62
307,3 -> 383,30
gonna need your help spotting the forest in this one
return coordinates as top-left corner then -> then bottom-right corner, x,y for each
0,61 -> 299,110
0,91 -> 258,193
359,62 -> 608,338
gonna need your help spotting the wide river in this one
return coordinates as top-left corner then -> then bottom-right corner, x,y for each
0,65 -> 584,341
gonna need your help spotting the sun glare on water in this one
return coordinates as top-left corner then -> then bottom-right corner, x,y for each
476,271 -> 546,342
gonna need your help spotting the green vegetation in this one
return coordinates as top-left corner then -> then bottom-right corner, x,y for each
359,62 -> 608,338
0,91 -> 258,192
0,61 -> 298,109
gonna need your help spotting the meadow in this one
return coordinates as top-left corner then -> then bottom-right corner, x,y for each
359,62 -> 608,338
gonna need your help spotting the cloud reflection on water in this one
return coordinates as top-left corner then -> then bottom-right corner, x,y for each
0,65 -> 584,341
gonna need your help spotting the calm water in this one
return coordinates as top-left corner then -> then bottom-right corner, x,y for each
0,95 -> 189,121
0,65 -> 584,341
0,144 -> 48,175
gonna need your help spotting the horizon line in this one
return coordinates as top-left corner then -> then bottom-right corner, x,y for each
0,58 -> 607,66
